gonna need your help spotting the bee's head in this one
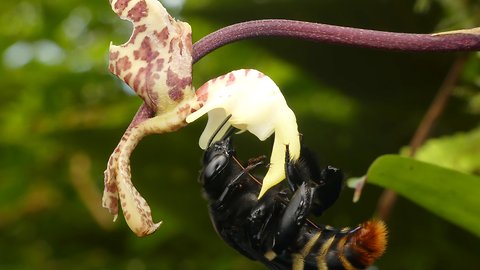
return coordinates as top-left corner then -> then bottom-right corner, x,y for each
203,135 -> 233,174
199,115 -> 238,197
200,136 -> 235,201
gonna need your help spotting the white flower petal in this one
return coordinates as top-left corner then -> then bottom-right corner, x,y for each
198,108 -> 231,150
259,107 -> 300,197
187,69 -> 300,197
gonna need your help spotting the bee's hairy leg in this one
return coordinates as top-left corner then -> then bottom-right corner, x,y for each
273,182 -> 314,253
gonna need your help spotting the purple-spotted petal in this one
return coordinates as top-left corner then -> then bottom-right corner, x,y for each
104,0 -> 196,236
108,0 -> 194,113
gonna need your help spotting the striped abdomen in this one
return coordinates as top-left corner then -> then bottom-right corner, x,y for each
271,219 -> 387,270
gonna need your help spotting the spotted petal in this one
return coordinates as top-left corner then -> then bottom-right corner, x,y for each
108,0 -> 193,113
104,0 -> 196,237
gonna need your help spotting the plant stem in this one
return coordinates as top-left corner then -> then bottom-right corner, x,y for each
376,53 -> 470,220
192,19 -> 480,63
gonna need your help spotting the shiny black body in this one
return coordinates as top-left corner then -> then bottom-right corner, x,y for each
199,136 -> 371,270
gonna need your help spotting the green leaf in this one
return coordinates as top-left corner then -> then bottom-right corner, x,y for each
367,155 -> 480,237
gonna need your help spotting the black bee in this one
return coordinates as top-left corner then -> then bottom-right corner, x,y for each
199,130 -> 387,270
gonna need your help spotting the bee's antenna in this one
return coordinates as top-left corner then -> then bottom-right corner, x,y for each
207,114 -> 235,147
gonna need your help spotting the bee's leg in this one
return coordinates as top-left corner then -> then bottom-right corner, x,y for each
272,182 -> 314,253
310,165 -> 344,216
285,145 -> 344,216
212,158 -> 265,210
285,145 -> 303,192
246,192 -> 281,251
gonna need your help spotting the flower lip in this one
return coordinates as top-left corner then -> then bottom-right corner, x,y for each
186,69 -> 300,197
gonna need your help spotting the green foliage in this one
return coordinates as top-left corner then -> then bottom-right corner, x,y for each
414,0 -> 480,29
367,155 -> 480,237
0,0 -> 479,269
402,127 -> 480,174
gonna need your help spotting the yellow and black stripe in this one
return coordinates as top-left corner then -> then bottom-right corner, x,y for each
264,219 -> 387,270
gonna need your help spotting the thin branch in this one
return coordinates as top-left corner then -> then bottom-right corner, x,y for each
192,19 -> 480,63
408,54 -> 470,155
376,53 -> 470,220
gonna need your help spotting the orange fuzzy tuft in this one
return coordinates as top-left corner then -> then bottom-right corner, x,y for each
349,219 -> 388,266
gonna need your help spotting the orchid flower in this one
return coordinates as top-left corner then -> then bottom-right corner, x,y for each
104,0 -> 299,236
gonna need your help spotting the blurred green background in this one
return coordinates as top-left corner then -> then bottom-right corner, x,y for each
1,0 -> 479,269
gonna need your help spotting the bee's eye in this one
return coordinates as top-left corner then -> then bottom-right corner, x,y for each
203,154 -> 228,181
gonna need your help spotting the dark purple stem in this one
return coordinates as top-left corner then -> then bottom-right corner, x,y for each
192,19 -> 480,63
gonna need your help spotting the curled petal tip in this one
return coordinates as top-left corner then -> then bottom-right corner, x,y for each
154,221 -> 163,230
135,221 -> 163,237
258,183 -> 270,198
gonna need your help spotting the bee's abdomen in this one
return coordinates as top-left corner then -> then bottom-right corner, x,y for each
301,219 -> 387,270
